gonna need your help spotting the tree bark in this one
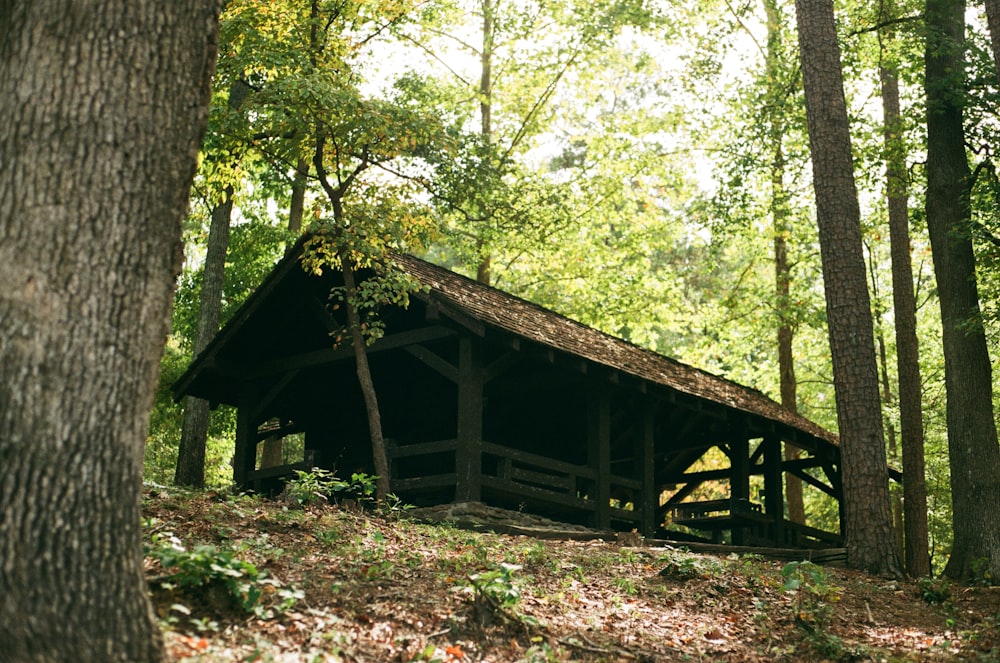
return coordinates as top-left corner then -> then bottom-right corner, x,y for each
0,1 -> 219,660
288,157 -> 310,235
985,0 -> 1000,80
879,14 -> 931,577
794,0 -> 901,576
925,0 -> 1000,582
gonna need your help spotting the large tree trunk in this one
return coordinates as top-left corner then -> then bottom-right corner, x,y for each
985,0 -> 1000,79
879,15 -> 931,577
175,190 -> 233,486
925,0 -> 1000,582
0,1 -> 219,660
793,0 -> 901,576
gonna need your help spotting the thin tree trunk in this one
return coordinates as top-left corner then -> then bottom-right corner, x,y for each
175,189 -> 233,486
879,11 -> 931,576
342,261 -> 392,500
776,227 -> 804,525
794,0 -> 901,576
175,78 -> 249,486
288,157 -> 310,235
763,0 -> 804,526
312,132 -> 391,501
925,0 -> 1000,582
875,316 -> 906,567
0,1 -> 219,659
774,165 -> 804,525
476,0 -> 494,284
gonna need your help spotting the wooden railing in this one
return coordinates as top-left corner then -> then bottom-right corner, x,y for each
384,439 -> 644,526
481,441 -> 597,511
386,439 -> 458,492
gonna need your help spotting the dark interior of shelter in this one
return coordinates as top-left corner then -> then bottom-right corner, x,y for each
175,236 -> 861,552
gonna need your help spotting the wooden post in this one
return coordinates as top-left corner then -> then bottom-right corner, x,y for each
455,337 -> 483,502
763,437 -> 785,546
730,437 -> 749,545
640,403 -> 657,537
588,385 -> 611,529
233,385 -> 259,489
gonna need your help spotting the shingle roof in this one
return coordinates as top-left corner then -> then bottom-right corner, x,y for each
174,235 -> 836,448
394,253 -> 837,446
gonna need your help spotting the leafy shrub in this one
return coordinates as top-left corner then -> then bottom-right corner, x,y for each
463,562 -> 537,627
971,557 -> 994,586
285,467 -> 346,505
285,468 -> 399,509
781,561 -> 840,630
146,533 -> 300,617
781,561 -> 848,657
919,576 -> 952,605
657,549 -> 724,580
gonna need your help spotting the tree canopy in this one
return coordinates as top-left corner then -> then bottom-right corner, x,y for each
149,0 -> 1000,581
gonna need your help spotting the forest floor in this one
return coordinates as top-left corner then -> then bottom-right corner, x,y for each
143,487 -> 1000,662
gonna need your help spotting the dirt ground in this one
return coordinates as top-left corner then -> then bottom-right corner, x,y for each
143,489 -> 1000,662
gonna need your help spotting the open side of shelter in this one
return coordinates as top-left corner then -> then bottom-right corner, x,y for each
174,237 -> 851,549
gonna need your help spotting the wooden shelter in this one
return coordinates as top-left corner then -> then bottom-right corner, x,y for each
174,238 -> 847,548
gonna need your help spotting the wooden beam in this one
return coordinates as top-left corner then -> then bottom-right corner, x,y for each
483,351 -> 519,383
414,292 -> 485,336
787,466 -> 838,498
730,437 -> 749,544
481,441 -> 597,479
455,337 -> 483,501
659,448 -> 708,482
249,370 -> 301,422
404,344 -> 458,383
233,385 -> 260,489
661,481 -> 703,510
762,437 -> 784,545
665,464 -> 766,484
305,293 -> 339,334
242,325 -> 457,380
641,403 -> 657,537
481,476 -> 598,512
588,385 -> 611,529
781,456 -> 826,472
386,438 -> 458,459
392,473 -> 459,492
